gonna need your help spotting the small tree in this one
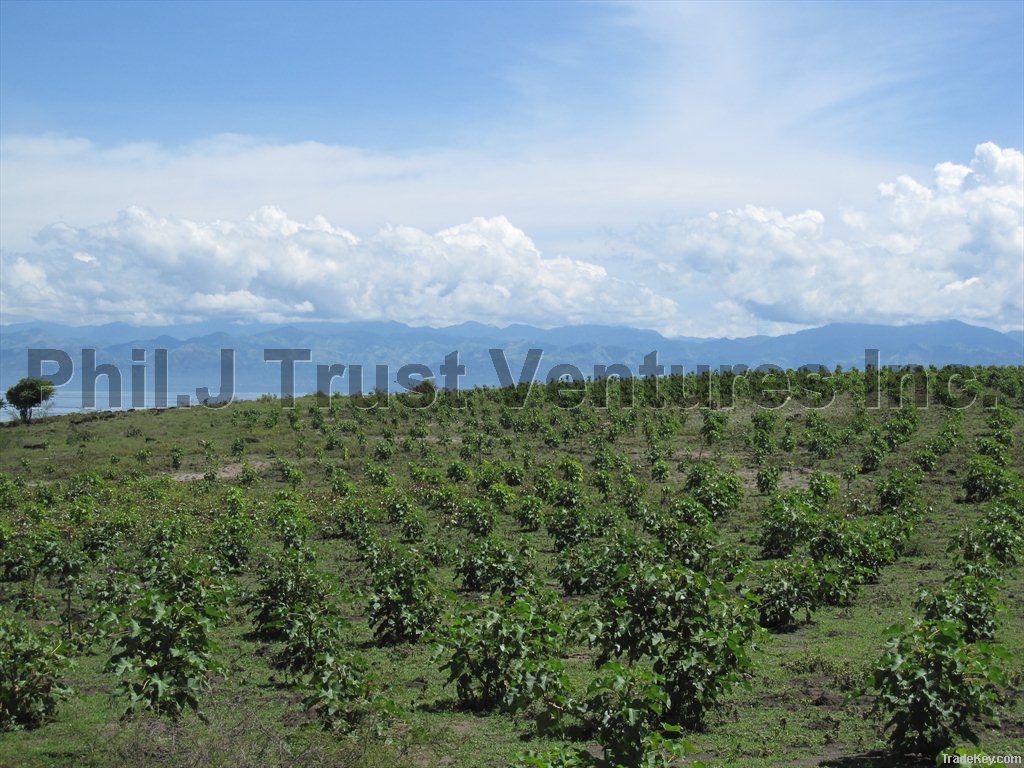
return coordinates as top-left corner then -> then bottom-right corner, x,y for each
4,378 -> 55,424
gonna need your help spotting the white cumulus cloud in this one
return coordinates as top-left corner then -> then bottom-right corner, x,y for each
607,142 -> 1023,334
0,143 -> 1020,336
1,206 -> 676,329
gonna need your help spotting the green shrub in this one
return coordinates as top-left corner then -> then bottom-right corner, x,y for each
0,610 -> 71,730
458,499 -> 496,537
917,575 -> 998,643
585,662 -> 685,767
975,436 -> 1009,466
275,604 -> 346,677
860,435 -> 889,473
804,414 -> 842,459
589,563 -> 759,727
300,653 -> 375,732
438,593 -> 568,713
683,462 -> 742,518
514,495 -> 545,531
808,471 -> 839,503
867,620 -> 1007,758
758,493 -> 818,559
755,560 -> 819,629
247,551 -> 332,639
666,495 -> 712,526
369,548 -> 437,643
963,456 -> 1016,502
457,538 -> 535,594
554,541 -> 618,596
756,464 -> 780,495
699,409 -> 728,448
108,588 -> 225,718
876,469 -> 920,511
545,505 -> 596,552
953,501 -> 1024,566
210,511 -> 255,573
912,445 -> 939,472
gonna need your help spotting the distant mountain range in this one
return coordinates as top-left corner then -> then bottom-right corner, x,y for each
1,318 -> 1021,411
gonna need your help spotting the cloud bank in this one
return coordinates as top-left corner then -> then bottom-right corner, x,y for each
611,142 -> 1023,334
2,207 -> 676,329
1,143 -> 1021,336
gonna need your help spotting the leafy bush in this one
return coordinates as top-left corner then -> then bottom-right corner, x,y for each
274,457 -> 304,488
399,508 -> 426,541
963,456 -> 1016,502
804,414 -> 842,459
666,495 -> 712,526
269,496 -> 311,549
807,471 -> 838,504
369,548 -> 437,643
458,499 -> 496,537
917,574 -> 998,643
876,469 -> 920,511
975,436 -> 1009,466
0,610 -> 71,730
364,462 -> 393,488
373,439 -> 395,462
860,433 -> 889,473
554,541 -> 618,596
108,588 -> 225,718
514,495 -> 545,531
756,464 -> 780,495
585,662 -> 685,767
651,519 -> 723,574
324,501 -> 372,541
683,462 -> 742,518
559,456 -> 584,483
758,493 -> 818,559
809,517 -> 901,582
457,539 -> 535,595
813,559 -> 864,607
447,460 -> 472,483
488,482 -> 517,511
247,551 -> 332,638
438,593 -> 568,713
984,404 -> 1016,433
545,505 -> 596,552
275,604 -> 346,677
210,511 -> 255,573
589,563 -> 759,727
867,620 -> 1008,758
882,405 -> 919,450
952,501 -> 1024,566
300,653 -> 375,732
699,409 -> 728,448
755,560 -> 820,629
912,445 -> 939,472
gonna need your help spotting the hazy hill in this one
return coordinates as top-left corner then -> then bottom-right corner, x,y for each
2,318 -> 1021,411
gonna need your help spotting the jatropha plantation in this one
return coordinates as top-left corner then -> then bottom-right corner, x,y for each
1,366 -> 1022,768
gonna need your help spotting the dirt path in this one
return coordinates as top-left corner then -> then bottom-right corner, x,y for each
168,459 -> 270,482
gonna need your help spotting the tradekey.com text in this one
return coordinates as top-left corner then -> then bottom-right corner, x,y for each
941,755 -> 1022,765
25,347 -> 990,412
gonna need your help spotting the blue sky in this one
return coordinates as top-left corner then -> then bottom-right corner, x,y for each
1,1 -> 624,148
1,1 -> 1022,335
3,1 -> 1021,157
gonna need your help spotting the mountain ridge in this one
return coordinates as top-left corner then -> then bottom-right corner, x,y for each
2,318 -> 1021,410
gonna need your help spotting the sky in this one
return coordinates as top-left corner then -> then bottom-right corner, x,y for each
1,0 -> 1022,337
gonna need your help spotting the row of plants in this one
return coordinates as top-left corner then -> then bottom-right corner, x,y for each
865,487 -> 1022,760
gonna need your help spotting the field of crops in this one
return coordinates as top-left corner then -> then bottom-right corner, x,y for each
1,367 -> 1022,768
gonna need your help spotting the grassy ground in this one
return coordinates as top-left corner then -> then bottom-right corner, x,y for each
1,377 -> 1021,768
